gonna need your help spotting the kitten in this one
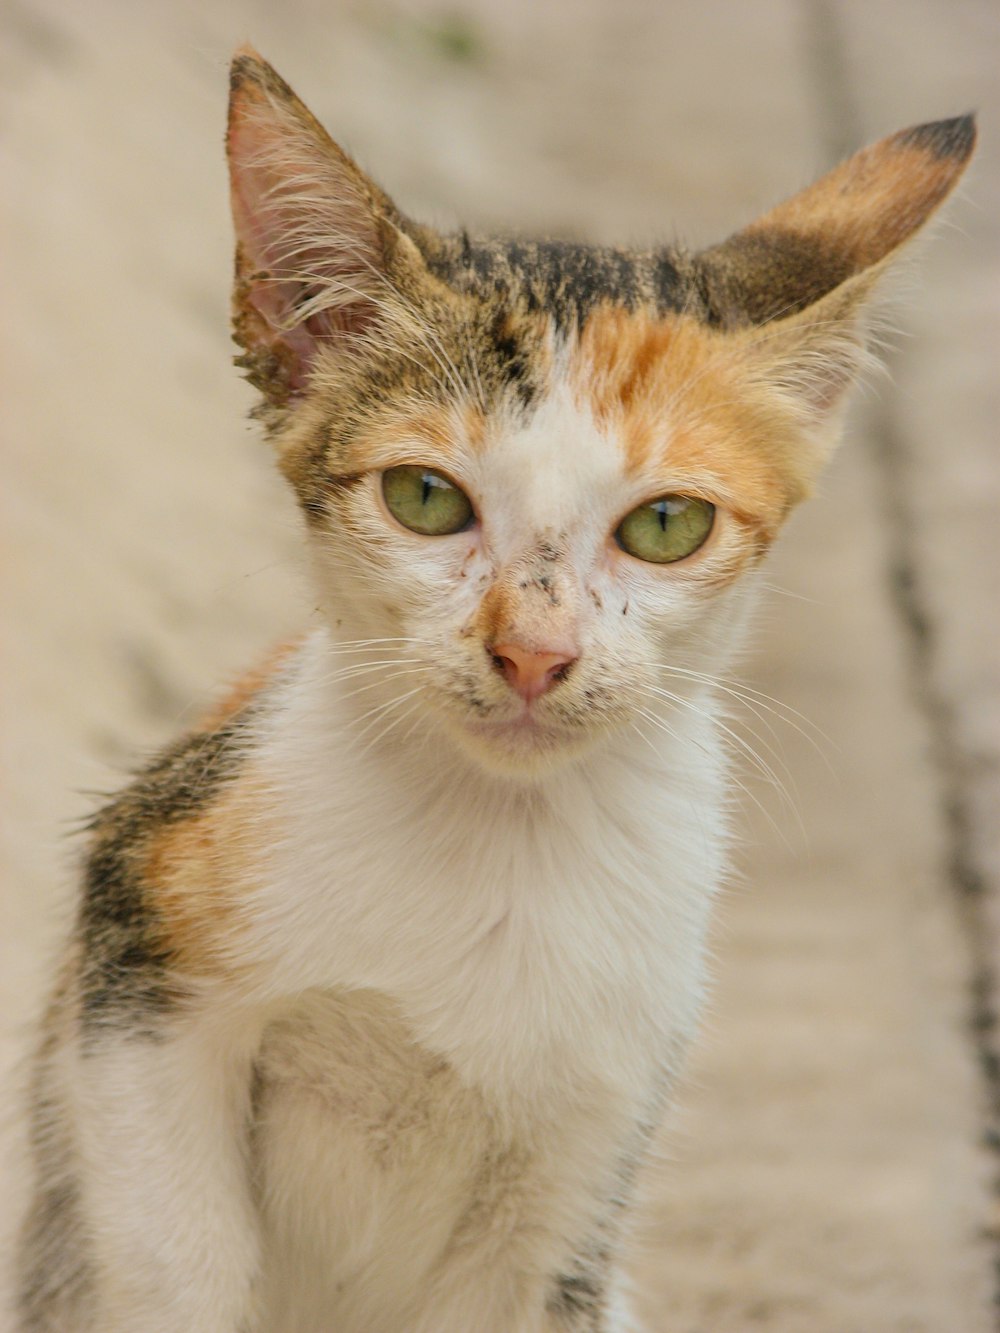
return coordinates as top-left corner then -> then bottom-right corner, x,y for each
16,45 -> 974,1333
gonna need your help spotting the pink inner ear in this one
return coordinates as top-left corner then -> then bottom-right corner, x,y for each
230,121 -> 334,367
227,90 -> 386,398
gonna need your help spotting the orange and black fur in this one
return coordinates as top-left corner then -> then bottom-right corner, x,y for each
16,48 -> 975,1333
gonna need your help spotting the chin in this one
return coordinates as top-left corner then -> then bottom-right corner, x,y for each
443,710 -> 611,780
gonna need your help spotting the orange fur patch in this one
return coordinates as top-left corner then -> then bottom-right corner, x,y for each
745,135 -> 973,272
341,400 -> 488,475
476,582 -> 516,648
145,639 -> 301,978
574,307 -> 811,543
143,770 -> 272,978
198,637 -> 301,734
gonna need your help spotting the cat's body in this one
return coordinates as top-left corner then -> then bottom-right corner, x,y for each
23,631 -> 719,1332
16,49 -> 974,1333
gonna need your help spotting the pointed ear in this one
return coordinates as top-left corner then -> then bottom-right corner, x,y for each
697,115 -> 976,328
227,47 -> 414,407
698,115 -> 976,471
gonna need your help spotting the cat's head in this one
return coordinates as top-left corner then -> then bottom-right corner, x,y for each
227,48 -> 974,777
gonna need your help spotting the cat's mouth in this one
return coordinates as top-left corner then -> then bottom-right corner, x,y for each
469,709 -> 550,741
463,717 -> 574,770
448,693 -> 609,773
422,660 -> 625,772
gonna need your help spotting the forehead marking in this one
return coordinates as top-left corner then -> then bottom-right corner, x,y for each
570,305 -> 812,537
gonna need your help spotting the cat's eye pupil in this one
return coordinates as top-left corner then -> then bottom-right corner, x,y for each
615,494 -> 714,565
383,465 -> 474,537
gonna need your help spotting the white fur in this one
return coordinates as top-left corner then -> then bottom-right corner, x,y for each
32,352 -> 758,1332
21,58 -> 970,1329
234,354 -> 743,1327
238,625 -> 728,1329
68,1022 -> 261,1332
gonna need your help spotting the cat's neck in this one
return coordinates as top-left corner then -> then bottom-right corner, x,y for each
254,628 -> 734,942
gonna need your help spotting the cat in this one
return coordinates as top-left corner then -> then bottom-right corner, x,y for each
15,44 -> 975,1333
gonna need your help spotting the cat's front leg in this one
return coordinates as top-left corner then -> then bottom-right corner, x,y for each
403,1225 -> 646,1333
65,1015 -> 261,1333
547,1264 -> 646,1333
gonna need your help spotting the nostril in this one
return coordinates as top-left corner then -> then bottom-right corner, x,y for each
487,641 -> 579,701
489,650 -> 519,687
490,652 -> 517,691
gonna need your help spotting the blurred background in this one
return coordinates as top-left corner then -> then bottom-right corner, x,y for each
1,1 -> 998,1327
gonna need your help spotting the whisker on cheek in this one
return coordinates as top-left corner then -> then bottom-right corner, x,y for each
652,661 -> 834,764
323,637 -> 425,652
353,689 -> 428,759
348,686 -> 426,748
336,668 -> 430,705
644,682 -> 794,790
316,659 -> 425,687
638,685 -> 803,842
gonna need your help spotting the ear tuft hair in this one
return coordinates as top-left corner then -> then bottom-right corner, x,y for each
226,48 -> 412,408
896,112 -> 977,162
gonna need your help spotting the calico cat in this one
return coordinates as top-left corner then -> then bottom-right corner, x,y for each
16,45 -> 975,1333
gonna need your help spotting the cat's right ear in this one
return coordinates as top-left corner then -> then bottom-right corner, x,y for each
227,47 -> 410,408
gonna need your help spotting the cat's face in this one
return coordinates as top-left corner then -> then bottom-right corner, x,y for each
226,48 -> 974,775
282,298 -> 805,775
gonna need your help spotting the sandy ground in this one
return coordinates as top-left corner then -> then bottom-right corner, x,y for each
2,1 -> 998,1328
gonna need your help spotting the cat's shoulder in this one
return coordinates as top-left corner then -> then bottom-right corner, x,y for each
88,636 -> 300,842
75,638 -> 302,1027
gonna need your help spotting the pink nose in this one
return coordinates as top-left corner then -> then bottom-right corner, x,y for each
490,641 -> 577,702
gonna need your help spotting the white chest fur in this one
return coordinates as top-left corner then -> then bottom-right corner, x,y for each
248,633 -> 729,1109
239,637 -> 729,1330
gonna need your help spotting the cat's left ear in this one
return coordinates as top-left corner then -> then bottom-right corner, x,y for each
696,116 -> 976,452
227,46 -> 425,408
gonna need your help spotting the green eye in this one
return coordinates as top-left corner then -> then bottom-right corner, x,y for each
382,465 -> 474,536
616,495 -> 715,564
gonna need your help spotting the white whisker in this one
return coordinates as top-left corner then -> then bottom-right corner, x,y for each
639,683 -> 805,843
349,687 -> 426,754
336,668 -> 428,706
